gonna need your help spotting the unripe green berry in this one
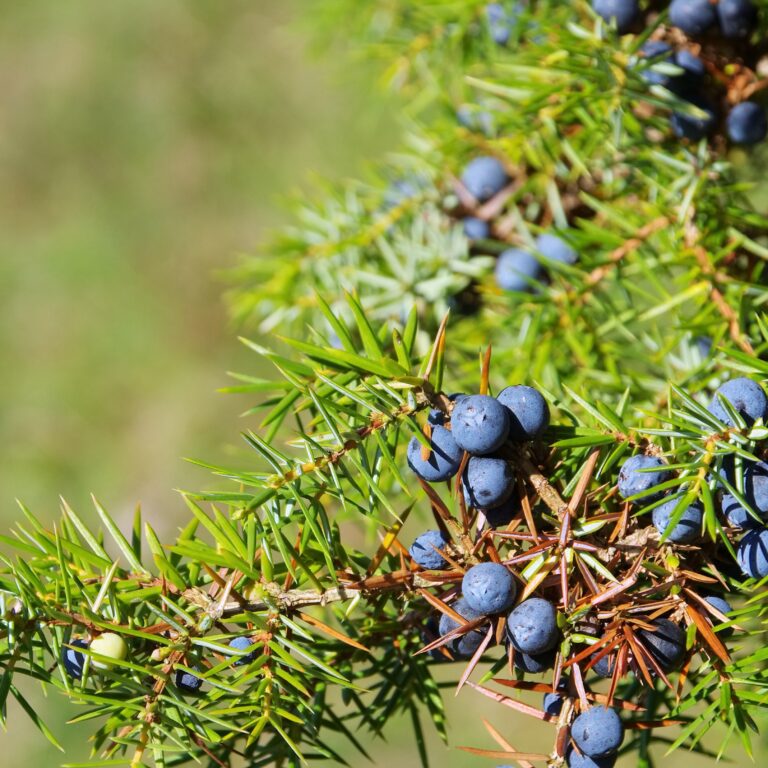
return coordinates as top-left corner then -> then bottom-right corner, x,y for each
90,632 -> 128,670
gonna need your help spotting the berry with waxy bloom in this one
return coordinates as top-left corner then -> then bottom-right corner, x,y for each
409,529 -> 450,570
460,156 -> 509,202
506,597 -> 559,655
407,425 -> 463,483
570,706 -> 624,759
451,394 -> 510,455
462,562 -> 517,615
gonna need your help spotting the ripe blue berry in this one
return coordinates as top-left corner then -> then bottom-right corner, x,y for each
671,95 -> 717,140
464,456 -> 516,509
428,409 -> 446,427
717,0 -> 758,38
652,498 -> 703,543
462,562 -> 517,615
641,40 -> 672,57
638,40 -> 672,86
428,392 -> 466,426
727,102 -> 768,145
496,385 -> 550,441
409,529 -> 450,570
667,50 -> 706,97
715,452 -> 752,490
592,652 -> 617,678
228,636 -> 256,666
737,527 -> 768,579
708,377 -> 768,426
592,0 -> 640,33
703,595 -> 733,638
495,248 -> 544,292
722,493 -> 762,529
638,618 -> 686,671
438,598 -> 486,658
461,156 -> 509,202
466,486 -> 519,522
62,638 -> 89,680
744,461 -> 768,515
543,690 -> 564,716
463,216 -> 491,240
407,425 -> 463,483
506,597 -> 559,654
669,0 -> 717,35
674,50 -> 706,80
451,395 -> 510,455
175,668 -> 203,693
566,747 -> 618,768
636,42 -> 705,96
535,232 -> 578,265
485,2 -> 518,45
570,706 -> 624,759
617,455 -> 670,502
484,496 -> 519,527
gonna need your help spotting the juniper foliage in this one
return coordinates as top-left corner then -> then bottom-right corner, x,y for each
3,2 -> 768,767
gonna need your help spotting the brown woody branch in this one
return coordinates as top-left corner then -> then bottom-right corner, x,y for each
685,220 -> 753,355
208,571 -> 458,618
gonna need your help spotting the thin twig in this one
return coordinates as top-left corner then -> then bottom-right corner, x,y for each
209,572 -> 451,618
581,216 -> 670,293
690,243 -> 754,354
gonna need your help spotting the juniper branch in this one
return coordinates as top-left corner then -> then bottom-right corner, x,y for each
209,572 -> 452,618
260,388 -> 445,495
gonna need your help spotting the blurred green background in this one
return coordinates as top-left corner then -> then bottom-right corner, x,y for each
0,2 -> 760,767
0,0 -> 395,521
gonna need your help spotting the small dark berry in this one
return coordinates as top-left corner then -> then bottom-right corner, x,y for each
407,426 -> 463,483
617,455 -> 670,502
726,102 -> 768,145
228,636 -> 256,666
462,562 -> 517,614
409,529 -> 450,570
592,0 -> 640,33
570,706 -> 624,759
62,638 -> 89,680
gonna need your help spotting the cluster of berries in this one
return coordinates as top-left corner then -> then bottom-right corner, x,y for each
62,631 -> 257,693
407,384 -> 550,501
404,374 -> 768,766
472,1 -> 767,144
458,156 -> 579,294
586,378 -> 765,679
407,385 -> 624,767
447,1 -> 766,316
618,376 -> 768,580
412,533 -> 624,758
594,0 -> 758,37
407,382 -> 553,667
593,0 -> 767,144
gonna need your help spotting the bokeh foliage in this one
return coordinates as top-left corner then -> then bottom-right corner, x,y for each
0,0 -> 395,515
0,1 -> 395,766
